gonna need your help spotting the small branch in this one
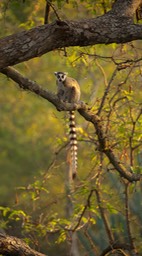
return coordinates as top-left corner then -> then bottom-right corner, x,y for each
44,0 -> 61,23
44,0 -> 51,24
95,188 -> 114,245
97,68 -> 118,115
106,96 -> 127,135
124,183 -> 137,255
129,106 -> 135,166
95,59 -> 108,87
129,107 -> 142,166
72,189 -> 94,232
78,108 -> 141,182
0,233 -> 47,256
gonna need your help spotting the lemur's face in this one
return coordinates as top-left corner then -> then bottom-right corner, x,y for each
54,72 -> 68,82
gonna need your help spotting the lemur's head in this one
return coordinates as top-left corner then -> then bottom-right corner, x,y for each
54,72 -> 68,82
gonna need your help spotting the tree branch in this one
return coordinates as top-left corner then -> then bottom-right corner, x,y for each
0,66 -> 141,183
0,66 -> 58,106
72,189 -> 94,232
95,188 -> 114,245
0,67 -> 86,112
78,108 -> 141,182
0,0 -> 142,68
124,183 -> 137,255
0,233 -> 46,256
100,242 -> 133,256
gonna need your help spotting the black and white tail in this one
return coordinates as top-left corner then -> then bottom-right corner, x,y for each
69,111 -> 78,179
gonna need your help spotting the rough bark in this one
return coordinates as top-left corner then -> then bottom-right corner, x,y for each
0,0 -> 142,69
0,233 -> 46,256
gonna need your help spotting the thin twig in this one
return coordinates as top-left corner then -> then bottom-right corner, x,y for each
46,0 -> 61,20
72,189 -> 94,232
95,59 -> 108,87
124,182 -> 137,254
129,107 -> 142,166
97,68 -> 118,115
95,188 -> 114,245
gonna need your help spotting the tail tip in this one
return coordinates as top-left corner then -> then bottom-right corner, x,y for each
72,172 -> 77,179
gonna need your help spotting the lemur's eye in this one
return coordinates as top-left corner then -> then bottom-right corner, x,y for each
62,75 -> 64,79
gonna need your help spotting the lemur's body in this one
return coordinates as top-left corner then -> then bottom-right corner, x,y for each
54,72 -> 81,179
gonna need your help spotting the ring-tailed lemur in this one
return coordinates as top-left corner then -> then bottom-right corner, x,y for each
54,72 -> 81,179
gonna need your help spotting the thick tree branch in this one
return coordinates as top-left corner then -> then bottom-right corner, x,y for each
0,233 -> 46,256
0,67 -> 58,106
0,0 -> 142,68
0,67 -> 86,112
1,66 -> 141,183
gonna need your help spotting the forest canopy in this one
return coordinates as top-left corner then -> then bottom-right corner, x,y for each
0,1 -> 142,256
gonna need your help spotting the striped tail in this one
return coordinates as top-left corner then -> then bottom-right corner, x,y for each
69,111 -> 78,179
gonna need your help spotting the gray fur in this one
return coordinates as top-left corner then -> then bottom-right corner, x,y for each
54,72 -> 81,179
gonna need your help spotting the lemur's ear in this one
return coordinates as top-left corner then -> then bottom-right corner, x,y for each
54,72 -> 57,76
64,72 -> 68,75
